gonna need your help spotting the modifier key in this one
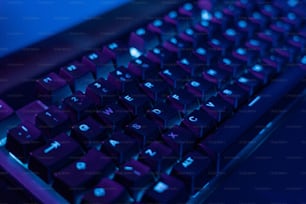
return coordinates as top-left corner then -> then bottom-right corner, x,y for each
28,133 -> 83,183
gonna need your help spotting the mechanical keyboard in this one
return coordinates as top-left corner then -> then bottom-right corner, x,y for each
1,0 -> 306,203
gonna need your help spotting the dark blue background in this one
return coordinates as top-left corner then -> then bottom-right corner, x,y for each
0,0 -> 130,57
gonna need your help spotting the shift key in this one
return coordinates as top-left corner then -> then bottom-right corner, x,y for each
28,133 -> 83,183
199,66 -> 306,173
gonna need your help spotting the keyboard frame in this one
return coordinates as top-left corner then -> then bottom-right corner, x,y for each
1,0 -> 306,203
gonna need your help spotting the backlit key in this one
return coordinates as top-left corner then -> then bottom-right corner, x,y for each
59,62 -> 94,92
6,121 -> 44,163
28,133 -> 83,183
36,72 -> 72,105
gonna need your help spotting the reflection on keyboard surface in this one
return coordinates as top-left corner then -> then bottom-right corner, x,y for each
2,0 -> 306,203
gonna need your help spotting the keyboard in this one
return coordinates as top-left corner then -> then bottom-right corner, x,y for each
1,0 -> 306,203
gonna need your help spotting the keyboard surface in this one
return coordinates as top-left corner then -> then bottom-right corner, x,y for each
1,0 -> 306,203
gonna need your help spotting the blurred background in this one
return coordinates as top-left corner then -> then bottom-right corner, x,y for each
0,0 -> 130,57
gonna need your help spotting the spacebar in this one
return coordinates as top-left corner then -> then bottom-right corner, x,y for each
199,67 -> 306,172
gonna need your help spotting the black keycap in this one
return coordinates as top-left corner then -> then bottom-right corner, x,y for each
16,100 -> 48,124
35,106 -> 70,138
36,72 -> 72,105
179,28 -> 197,48
207,38 -> 225,59
287,34 -> 305,55
249,11 -> 268,30
245,38 -> 264,59
235,19 -> 256,39
167,89 -> 199,115
219,84 -> 248,110
147,18 -> 176,42
223,27 -> 242,49
28,133 -> 83,183
176,53 -> 205,77
82,51 -> 115,79
85,78 -> 117,107
163,36 -> 192,59
171,151 -> 213,194
114,160 -> 154,197
164,10 -> 189,33
142,174 -> 188,204
119,91 -> 151,116
232,47 -> 253,66
202,67 -> 231,89
6,121 -> 44,163
282,11 -> 302,30
192,47 -> 210,66
140,79 -> 171,103
262,54 -> 285,74
128,55 -> 159,80
273,46 -> 294,64
59,62 -> 95,92
96,104 -> 131,132
71,117 -> 106,150
222,5 -> 242,27
101,132 -> 138,164
209,11 -> 224,35
138,141 -> 176,174
193,21 -> 209,45
82,178 -> 129,204
146,46 -> 177,69
63,91 -> 95,123
129,27 -> 159,53
234,0 -> 255,15
107,67 -> 139,93
0,100 -> 18,138
185,77 -> 216,101
125,117 -> 160,148
260,4 -> 280,20
201,96 -> 233,123
235,73 -> 261,96
182,109 -> 216,138
178,2 -> 200,27
248,64 -> 276,85
217,56 -> 244,77
159,66 -> 188,89
270,20 -> 291,41
53,149 -> 115,202
257,29 -> 279,49
161,126 -> 197,159
102,41 -> 131,67
147,104 -> 181,129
